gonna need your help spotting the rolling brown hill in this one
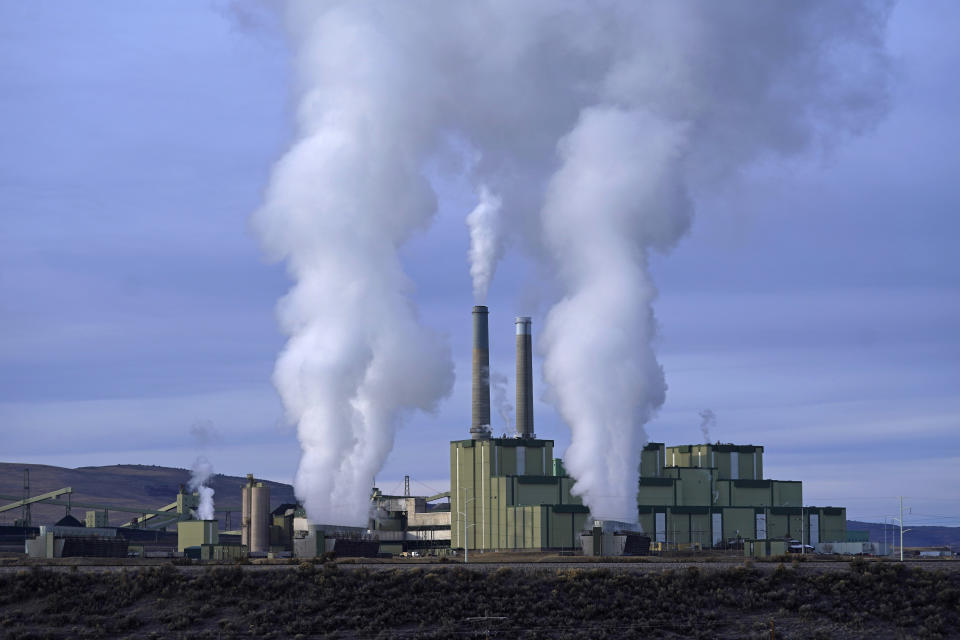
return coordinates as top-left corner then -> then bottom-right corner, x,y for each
0,463 -> 296,530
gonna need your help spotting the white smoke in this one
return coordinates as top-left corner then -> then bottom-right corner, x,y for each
260,1 -> 891,525
189,457 -> 215,521
253,2 -> 456,526
699,409 -> 717,443
489,370 -> 514,433
466,186 -> 503,303
534,5 -> 891,522
541,108 -> 685,520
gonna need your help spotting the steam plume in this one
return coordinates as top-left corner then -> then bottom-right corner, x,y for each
699,409 -> 716,443
466,186 -> 503,303
490,370 -> 514,433
189,457 -> 215,521
254,2 -> 455,526
261,1 -> 891,525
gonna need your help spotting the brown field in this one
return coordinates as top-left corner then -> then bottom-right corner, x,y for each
1,558 -> 958,639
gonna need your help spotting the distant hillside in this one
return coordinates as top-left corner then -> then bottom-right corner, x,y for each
848,520 -> 960,549
0,463 -> 296,529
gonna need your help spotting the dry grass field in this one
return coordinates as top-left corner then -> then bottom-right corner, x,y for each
1,558 -> 958,639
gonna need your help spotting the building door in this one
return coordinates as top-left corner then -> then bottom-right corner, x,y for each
655,512 -> 666,543
711,512 -> 722,547
755,513 -> 767,540
809,513 -> 819,547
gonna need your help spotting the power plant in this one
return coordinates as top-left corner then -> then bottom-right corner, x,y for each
450,306 -> 588,552
4,304 -> 852,560
637,443 -> 847,554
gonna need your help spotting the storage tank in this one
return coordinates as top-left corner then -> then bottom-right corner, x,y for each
241,474 -> 253,548
250,482 -> 270,553
241,474 -> 270,552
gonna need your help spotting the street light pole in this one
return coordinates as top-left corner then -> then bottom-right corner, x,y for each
899,496 -> 904,562
458,487 -> 475,564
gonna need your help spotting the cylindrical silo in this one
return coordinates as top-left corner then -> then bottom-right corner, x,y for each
515,316 -> 534,438
470,305 -> 491,439
241,474 -> 253,548
250,482 -> 270,553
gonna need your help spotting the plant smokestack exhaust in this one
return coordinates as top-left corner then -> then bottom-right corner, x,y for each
467,186 -> 503,304
189,457 -> 215,521
259,1 -> 891,525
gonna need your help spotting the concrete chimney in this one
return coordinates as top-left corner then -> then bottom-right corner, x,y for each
515,316 -> 534,438
470,305 -> 491,440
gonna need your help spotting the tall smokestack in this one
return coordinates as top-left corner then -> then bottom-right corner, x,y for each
470,305 -> 491,439
515,317 -> 534,438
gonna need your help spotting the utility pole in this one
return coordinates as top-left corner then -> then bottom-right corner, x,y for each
899,496 -> 904,562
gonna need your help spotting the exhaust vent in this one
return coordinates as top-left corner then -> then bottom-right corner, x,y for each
470,306 -> 491,440
515,316 -> 534,438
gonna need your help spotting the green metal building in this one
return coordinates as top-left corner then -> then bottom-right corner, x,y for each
450,437 -> 588,551
449,307 -> 588,553
176,519 -> 218,552
637,442 -> 846,548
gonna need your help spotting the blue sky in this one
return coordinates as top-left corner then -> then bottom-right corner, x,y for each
1,1 -> 957,525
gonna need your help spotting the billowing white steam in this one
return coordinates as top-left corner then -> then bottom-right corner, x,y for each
253,2 -> 456,525
466,186 -> 503,303
261,1 -> 891,525
189,457 -> 215,521
541,108 -> 685,520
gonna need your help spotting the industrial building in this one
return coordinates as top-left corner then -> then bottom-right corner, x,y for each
292,519 -> 378,558
369,485 -> 452,556
450,307 -> 589,552
5,302 -> 857,561
637,442 -> 847,549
